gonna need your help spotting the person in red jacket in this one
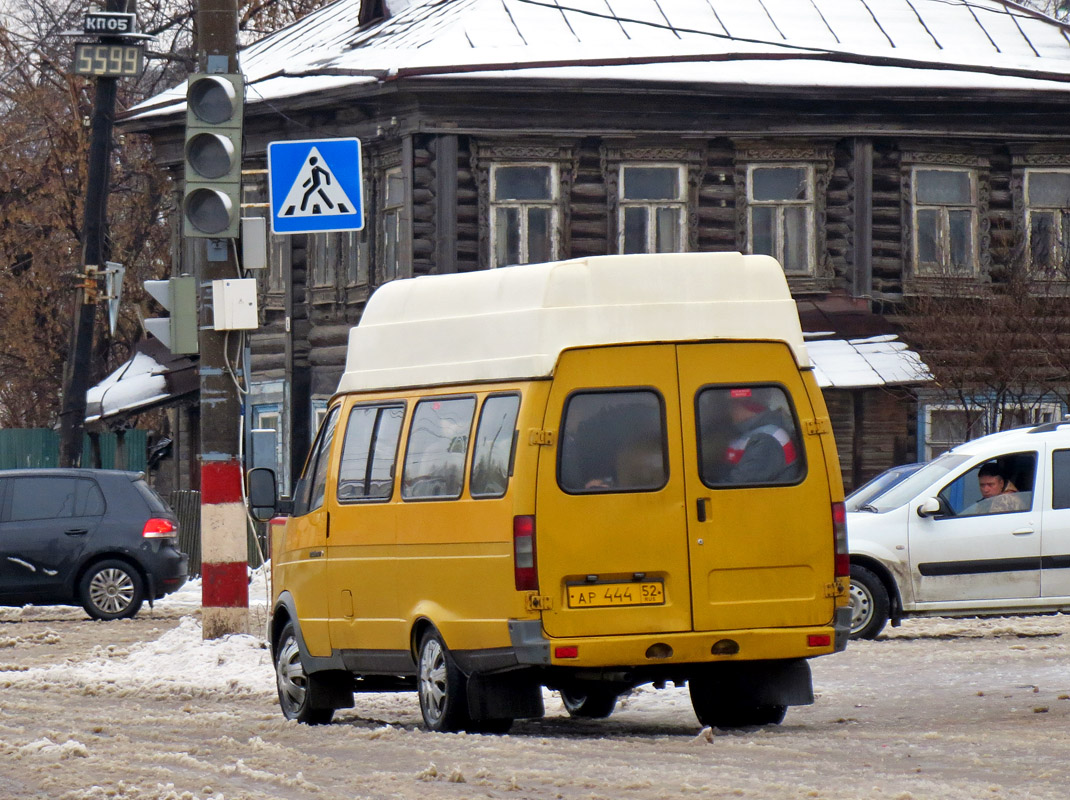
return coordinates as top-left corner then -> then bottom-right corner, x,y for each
724,388 -> 801,484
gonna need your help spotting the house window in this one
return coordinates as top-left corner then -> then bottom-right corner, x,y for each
310,233 -> 340,288
1025,170 -> 1070,275
311,398 -> 329,434
379,168 -> 404,284
922,401 -> 1060,460
618,165 -> 686,254
924,405 -> 985,460
343,229 -> 369,287
267,231 -> 289,296
250,380 -> 289,492
912,168 -> 977,275
490,164 -> 558,267
746,165 -> 815,274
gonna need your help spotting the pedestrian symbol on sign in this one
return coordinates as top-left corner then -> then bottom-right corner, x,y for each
278,148 -> 355,217
268,137 -> 364,235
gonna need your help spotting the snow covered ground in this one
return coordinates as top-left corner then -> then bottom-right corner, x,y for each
4,578 -> 1070,799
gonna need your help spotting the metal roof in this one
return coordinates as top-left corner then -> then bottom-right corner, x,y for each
130,0 -> 1070,119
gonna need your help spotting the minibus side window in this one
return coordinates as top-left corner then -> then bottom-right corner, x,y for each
401,397 -> 477,500
337,404 -> 405,502
294,405 -> 340,516
558,390 -> 667,494
471,394 -> 521,498
695,385 -> 805,487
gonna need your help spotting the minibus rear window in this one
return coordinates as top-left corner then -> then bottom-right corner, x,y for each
337,404 -> 404,503
695,385 -> 805,488
471,394 -> 520,498
402,397 -> 477,500
558,390 -> 668,494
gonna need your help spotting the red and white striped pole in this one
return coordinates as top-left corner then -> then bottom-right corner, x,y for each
200,458 -> 249,638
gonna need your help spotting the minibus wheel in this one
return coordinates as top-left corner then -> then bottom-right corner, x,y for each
689,685 -> 786,729
275,622 -> 334,725
560,687 -> 619,719
417,629 -> 469,732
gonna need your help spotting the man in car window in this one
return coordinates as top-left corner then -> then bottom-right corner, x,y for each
724,388 -> 799,484
967,462 -> 1028,514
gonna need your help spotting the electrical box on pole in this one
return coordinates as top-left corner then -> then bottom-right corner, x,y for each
144,276 -> 199,354
184,73 -> 244,238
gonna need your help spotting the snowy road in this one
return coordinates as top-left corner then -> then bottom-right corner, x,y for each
3,584 -> 1070,800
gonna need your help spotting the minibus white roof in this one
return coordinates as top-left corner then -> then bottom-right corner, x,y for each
338,252 -> 810,393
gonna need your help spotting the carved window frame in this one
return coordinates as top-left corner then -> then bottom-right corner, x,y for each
471,141 -> 576,268
901,152 -> 990,292
744,163 -> 816,276
733,143 -> 834,292
602,144 -> 704,254
379,165 -> 405,286
1012,153 -> 1070,282
488,163 -> 561,267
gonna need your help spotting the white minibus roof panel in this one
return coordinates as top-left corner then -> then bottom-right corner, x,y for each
338,252 -> 810,393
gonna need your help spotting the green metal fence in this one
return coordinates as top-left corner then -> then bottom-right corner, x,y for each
0,429 -> 148,471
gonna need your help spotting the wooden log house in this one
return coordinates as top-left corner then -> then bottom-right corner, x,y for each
127,0 -> 1070,492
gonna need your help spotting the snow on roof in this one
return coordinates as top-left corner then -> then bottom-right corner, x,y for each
129,0 -> 1070,120
85,350 -> 169,423
805,333 -> 932,389
337,252 -> 809,393
85,339 -> 198,423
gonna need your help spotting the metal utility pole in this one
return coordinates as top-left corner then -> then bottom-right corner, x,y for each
58,0 -> 133,467
190,0 -> 250,638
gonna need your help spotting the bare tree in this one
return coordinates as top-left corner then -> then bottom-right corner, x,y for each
898,223 -> 1070,444
0,0 -> 327,428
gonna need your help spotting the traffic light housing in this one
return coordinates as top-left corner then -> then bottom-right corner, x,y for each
144,276 -> 199,354
184,73 -> 244,238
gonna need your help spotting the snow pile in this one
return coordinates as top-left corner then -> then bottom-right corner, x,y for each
0,615 -> 274,700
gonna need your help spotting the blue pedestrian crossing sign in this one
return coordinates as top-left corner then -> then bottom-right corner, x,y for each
268,138 -> 364,235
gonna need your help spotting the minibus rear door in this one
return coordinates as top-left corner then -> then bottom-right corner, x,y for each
535,345 -> 693,639
677,341 -> 835,633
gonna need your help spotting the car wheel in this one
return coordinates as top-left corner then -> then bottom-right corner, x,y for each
560,687 -> 619,719
275,621 -> 334,724
417,628 -> 470,732
79,560 -> 144,620
849,564 -> 890,640
689,678 -> 787,728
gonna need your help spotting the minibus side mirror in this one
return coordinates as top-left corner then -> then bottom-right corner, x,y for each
248,467 -> 281,522
916,497 -> 941,518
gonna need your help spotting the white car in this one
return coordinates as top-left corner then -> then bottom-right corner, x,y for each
847,421 -> 1070,639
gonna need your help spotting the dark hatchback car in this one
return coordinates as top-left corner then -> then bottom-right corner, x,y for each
0,469 -> 188,619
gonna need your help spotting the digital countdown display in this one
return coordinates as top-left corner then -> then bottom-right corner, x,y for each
73,43 -> 144,78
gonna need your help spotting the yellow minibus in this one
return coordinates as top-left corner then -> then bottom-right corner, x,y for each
249,251 -> 851,733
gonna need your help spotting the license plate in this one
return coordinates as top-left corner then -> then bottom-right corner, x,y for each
567,581 -> 664,608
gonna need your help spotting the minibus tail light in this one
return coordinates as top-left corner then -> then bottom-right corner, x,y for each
514,515 -> 538,591
832,501 -> 849,577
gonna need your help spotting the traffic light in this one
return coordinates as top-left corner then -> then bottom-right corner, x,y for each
184,73 -> 244,238
144,276 -> 199,354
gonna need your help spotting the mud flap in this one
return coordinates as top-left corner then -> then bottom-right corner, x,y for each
466,671 -> 545,720
308,670 -> 355,710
